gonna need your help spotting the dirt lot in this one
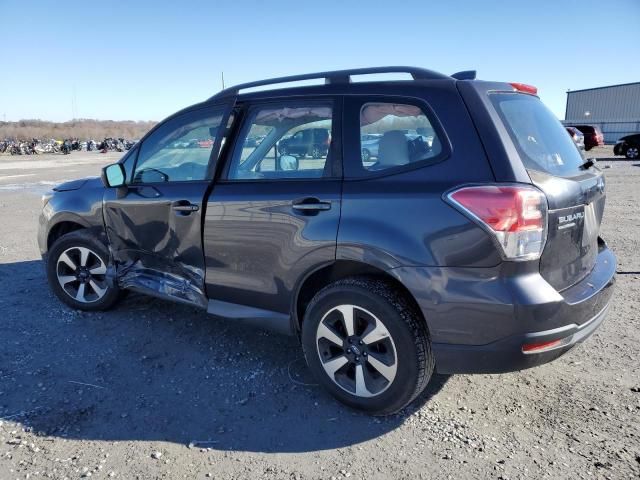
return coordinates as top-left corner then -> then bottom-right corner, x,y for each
0,147 -> 638,480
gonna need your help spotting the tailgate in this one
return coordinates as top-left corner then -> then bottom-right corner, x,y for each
484,89 -> 606,291
529,169 -> 605,290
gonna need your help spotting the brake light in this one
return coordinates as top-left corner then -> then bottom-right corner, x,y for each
510,82 -> 538,95
447,185 -> 548,260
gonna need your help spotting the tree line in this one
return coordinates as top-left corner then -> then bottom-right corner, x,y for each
0,119 -> 157,141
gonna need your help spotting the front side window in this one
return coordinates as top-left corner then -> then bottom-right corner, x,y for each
227,103 -> 333,180
133,107 -> 229,183
358,102 -> 442,172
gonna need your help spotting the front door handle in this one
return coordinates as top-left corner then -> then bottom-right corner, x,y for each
172,201 -> 199,214
292,198 -> 331,212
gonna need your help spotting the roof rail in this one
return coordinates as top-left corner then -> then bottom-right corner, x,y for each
451,70 -> 476,80
210,66 -> 450,99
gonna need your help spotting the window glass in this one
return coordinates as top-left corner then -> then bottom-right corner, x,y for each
491,93 -> 585,177
133,107 -> 228,183
227,104 -> 332,180
359,102 -> 442,172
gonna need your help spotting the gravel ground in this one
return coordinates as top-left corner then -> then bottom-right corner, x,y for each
0,147 -> 638,480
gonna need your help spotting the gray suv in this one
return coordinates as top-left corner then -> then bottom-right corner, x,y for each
39,67 -> 616,415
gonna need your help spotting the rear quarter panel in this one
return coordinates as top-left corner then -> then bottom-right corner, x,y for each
338,82 -> 500,268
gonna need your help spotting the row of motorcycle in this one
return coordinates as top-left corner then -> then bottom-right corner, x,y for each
0,138 -> 136,155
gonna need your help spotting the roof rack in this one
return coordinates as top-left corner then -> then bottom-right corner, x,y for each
210,66 -> 450,99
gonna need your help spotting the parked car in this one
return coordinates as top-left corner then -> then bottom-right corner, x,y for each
571,125 -> 604,151
361,133 -> 382,162
565,126 -> 585,151
277,127 -> 330,158
39,67 -> 615,415
613,133 -> 640,159
197,139 -> 214,149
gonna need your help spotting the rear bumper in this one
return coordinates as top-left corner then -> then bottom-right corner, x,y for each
432,300 -> 609,374
390,239 -> 616,374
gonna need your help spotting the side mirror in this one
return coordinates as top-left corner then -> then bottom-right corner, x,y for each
280,155 -> 299,171
101,163 -> 126,187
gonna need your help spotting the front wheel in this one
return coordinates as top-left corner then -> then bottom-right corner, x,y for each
302,277 -> 434,415
625,146 -> 639,159
46,230 -> 121,311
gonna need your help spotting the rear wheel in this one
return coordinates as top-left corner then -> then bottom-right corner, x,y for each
311,145 -> 322,159
625,146 -> 639,159
302,277 -> 433,415
47,230 -> 121,311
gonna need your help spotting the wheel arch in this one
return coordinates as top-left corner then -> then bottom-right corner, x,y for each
293,260 -> 426,335
46,214 -> 105,252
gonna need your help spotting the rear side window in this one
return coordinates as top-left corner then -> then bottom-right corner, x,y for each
358,102 -> 442,172
491,93 -> 585,177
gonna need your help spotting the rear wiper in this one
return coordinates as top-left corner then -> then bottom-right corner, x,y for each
580,158 -> 596,170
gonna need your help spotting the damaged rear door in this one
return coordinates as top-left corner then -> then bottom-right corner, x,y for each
103,103 -> 233,307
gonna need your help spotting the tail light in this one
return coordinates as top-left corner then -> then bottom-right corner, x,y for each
510,83 -> 538,95
446,185 -> 548,261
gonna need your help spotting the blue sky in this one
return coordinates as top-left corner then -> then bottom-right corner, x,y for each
1,0 -> 638,122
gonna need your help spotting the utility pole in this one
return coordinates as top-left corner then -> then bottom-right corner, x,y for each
71,85 -> 77,120
221,71 -> 225,90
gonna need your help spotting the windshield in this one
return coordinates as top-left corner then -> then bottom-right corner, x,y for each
491,93 -> 585,177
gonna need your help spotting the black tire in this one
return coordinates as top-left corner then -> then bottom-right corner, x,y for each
625,146 -> 639,159
301,277 -> 434,415
46,230 -> 121,311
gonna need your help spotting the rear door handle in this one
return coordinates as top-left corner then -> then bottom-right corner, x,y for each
292,198 -> 332,212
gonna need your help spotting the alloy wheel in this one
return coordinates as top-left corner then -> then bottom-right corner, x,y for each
56,246 -> 108,303
627,147 -> 639,159
316,304 -> 398,398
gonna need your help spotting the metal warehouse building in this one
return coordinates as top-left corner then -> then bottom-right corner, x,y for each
564,82 -> 640,144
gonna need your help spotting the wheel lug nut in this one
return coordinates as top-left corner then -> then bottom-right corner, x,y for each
359,340 -> 363,345
355,356 -> 360,362
347,348 -> 352,353
363,352 -> 368,357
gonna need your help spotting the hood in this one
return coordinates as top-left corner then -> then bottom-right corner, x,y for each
53,176 -> 102,192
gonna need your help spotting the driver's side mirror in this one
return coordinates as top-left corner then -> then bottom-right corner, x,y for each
101,163 -> 126,188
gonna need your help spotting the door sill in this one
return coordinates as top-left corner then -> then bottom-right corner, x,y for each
207,299 -> 293,336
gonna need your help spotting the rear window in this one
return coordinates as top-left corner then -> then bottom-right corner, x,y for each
491,93 -> 585,177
